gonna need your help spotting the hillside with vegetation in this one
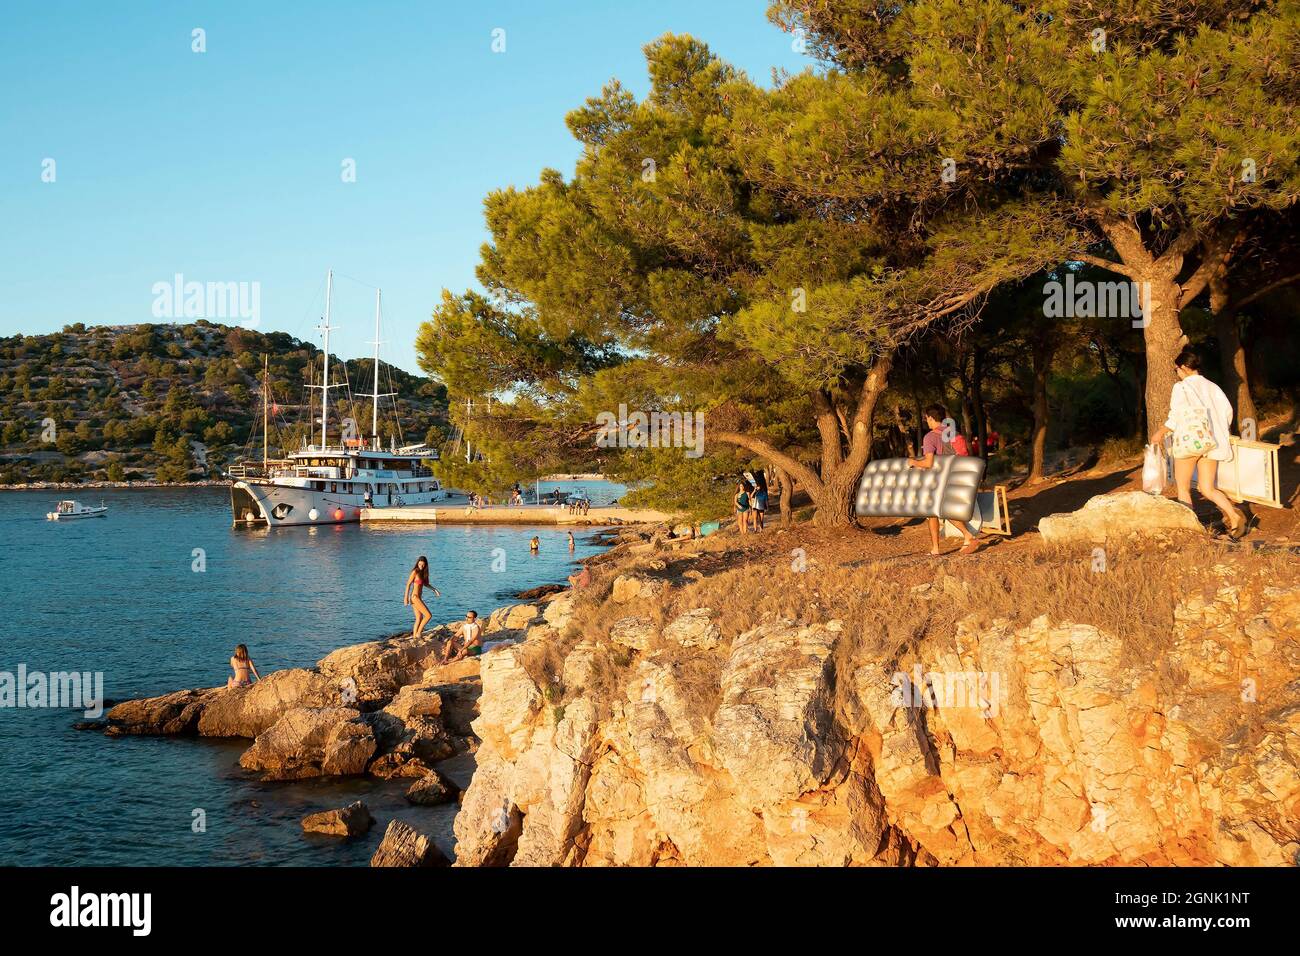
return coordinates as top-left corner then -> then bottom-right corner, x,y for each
0,322 -> 449,485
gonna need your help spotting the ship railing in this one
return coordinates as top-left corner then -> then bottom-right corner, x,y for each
228,460 -> 294,479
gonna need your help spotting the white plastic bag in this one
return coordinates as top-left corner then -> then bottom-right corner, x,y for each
1142,443 -> 1166,495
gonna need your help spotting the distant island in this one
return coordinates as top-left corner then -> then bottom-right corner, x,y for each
0,322 -> 449,486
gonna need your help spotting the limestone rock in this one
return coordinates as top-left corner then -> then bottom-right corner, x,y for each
611,573 -> 668,604
452,580 -> 1300,867
1038,491 -> 1204,544
420,658 -> 481,685
366,708 -> 455,777
239,707 -> 377,780
713,620 -> 844,811
662,608 -> 721,650
198,668 -> 340,738
419,676 -> 482,738
542,591 -> 578,631
383,684 -> 443,723
516,584 -> 566,601
405,770 -> 458,806
104,688 -> 214,736
609,616 -> 657,652
301,800 -> 372,837
453,761 -> 525,867
318,630 -> 450,707
368,754 -> 435,779
469,644 -> 544,761
487,603 -> 543,634
370,820 -> 449,867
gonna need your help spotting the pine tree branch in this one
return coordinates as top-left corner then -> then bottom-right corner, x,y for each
712,430 -> 823,495
1070,254 -> 1139,280
1225,271 -> 1300,315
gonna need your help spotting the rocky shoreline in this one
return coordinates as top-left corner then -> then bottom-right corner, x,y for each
454,543 -> 1300,866
1,479 -> 226,491
89,585 -> 583,866
90,502 -> 1300,867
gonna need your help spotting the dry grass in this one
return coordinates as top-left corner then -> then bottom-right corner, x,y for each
1096,435 -> 1145,467
533,517 -> 1299,725
660,532 -> 1295,671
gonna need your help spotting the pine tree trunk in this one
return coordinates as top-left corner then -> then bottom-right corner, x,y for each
914,398 -> 924,456
1210,276 -> 1257,429
893,404 -> 914,456
959,396 -> 975,443
810,471 -> 863,527
1137,276 -> 1188,440
1028,336 -> 1055,483
1092,218 -> 1199,444
971,346 -> 988,458
1134,348 -> 1148,441
717,357 -> 891,528
774,467 -> 793,527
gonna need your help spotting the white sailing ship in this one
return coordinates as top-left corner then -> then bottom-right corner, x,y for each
227,270 -> 447,528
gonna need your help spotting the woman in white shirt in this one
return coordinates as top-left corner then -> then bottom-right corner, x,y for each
1151,346 -> 1247,539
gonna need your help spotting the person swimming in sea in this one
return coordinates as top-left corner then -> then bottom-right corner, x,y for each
227,644 -> 260,689
530,535 -> 540,554
567,531 -> 575,552
403,555 -> 441,639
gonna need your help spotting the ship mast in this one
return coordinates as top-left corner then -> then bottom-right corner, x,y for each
369,287 -> 397,452
371,289 -> 381,447
262,354 -> 269,465
319,269 -> 334,450
465,397 -> 473,462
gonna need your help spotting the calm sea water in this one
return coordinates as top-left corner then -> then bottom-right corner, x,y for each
0,482 -> 621,866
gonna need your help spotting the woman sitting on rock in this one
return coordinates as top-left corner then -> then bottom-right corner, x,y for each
227,644 -> 260,689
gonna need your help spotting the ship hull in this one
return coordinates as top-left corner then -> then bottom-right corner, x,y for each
230,480 -> 445,528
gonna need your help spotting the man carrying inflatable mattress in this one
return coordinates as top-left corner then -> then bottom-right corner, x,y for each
855,404 -> 985,557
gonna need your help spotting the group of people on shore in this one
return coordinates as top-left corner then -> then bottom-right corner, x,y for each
402,555 -> 483,661
724,345 -> 1250,558
467,485 -> 594,515
916,344 -> 1251,553
733,473 -> 769,533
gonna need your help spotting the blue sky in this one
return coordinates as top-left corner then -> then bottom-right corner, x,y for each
0,1 -> 809,372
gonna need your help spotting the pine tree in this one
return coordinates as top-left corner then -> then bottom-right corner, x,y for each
768,0 -> 1300,433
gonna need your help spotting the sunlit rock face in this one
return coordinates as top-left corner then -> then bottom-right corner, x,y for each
454,584 -> 1300,867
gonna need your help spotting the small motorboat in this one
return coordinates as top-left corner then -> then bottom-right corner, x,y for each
46,500 -> 108,520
